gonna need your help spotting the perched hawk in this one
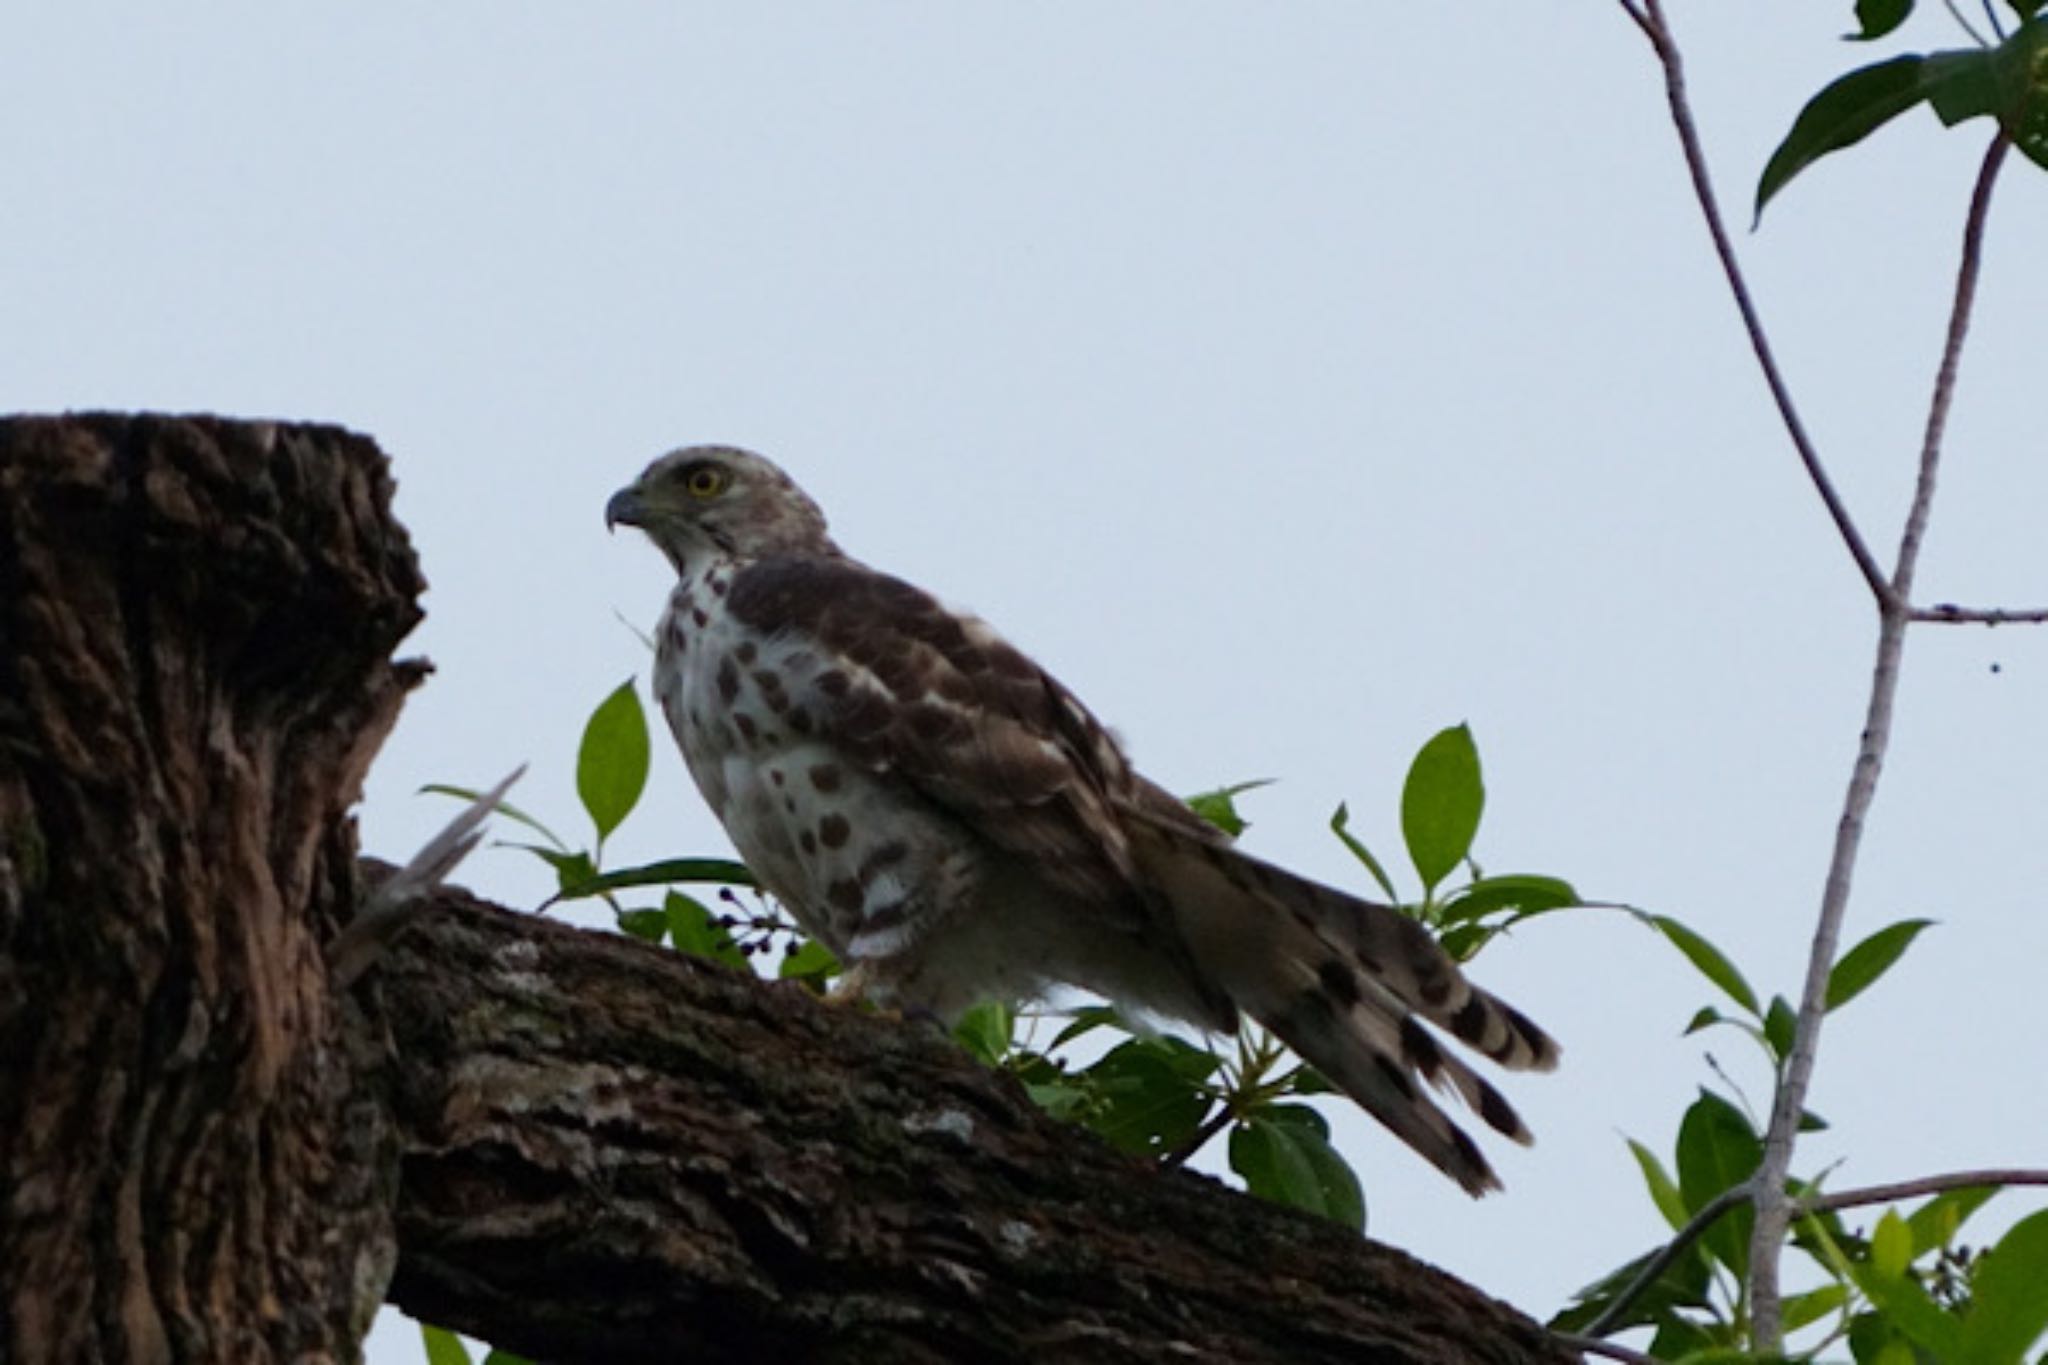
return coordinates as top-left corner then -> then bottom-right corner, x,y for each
607,446 -> 1558,1194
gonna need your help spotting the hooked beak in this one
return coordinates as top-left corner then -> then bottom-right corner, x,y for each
605,486 -> 646,531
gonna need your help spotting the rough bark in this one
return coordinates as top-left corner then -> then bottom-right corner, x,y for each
0,412 -> 1571,1365
0,415 -> 425,1363
374,877 -> 1573,1365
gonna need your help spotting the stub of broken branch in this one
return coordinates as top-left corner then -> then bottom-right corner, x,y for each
367,870 -> 1576,1365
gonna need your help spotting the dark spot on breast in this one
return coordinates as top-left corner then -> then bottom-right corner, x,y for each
819,813 -> 851,849
716,659 -> 740,703
734,713 -> 758,744
692,608 -> 709,627
736,640 -> 757,664
800,830 -> 817,854
768,768 -> 785,787
753,670 -> 789,713
708,575 -> 728,597
808,764 -> 843,793
827,878 -> 863,912
787,707 -> 813,735
817,669 -> 850,698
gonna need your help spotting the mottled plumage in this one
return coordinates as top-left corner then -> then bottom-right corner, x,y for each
607,445 -> 1558,1194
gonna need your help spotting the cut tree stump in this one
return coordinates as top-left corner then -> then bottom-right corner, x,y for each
0,413 -> 1577,1365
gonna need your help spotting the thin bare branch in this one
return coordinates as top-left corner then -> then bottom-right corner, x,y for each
1910,602 -> 2048,624
1804,1167 -> 2048,1216
1582,1183 -> 1754,1338
1631,0 -> 1894,607
1614,0 -> 1655,43
1748,130 -> 2012,1350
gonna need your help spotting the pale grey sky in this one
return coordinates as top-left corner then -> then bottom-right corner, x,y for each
5,4 -> 2043,1358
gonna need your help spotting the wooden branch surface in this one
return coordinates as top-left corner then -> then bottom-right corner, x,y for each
370,876 -> 1574,1365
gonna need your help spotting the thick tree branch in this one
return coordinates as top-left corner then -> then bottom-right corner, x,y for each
361,875 -> 1576,1365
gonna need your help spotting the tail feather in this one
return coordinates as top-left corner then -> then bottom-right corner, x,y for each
1120,800 -> 1557,1196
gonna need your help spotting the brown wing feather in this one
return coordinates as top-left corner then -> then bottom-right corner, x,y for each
724,554 -> 1148,920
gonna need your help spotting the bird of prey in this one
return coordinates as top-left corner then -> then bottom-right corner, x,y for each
607,446 -> 1557,1194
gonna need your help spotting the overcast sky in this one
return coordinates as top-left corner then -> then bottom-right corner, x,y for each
6,4 -> 2044,1359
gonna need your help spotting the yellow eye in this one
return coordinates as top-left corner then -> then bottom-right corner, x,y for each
683,465 -> 729,499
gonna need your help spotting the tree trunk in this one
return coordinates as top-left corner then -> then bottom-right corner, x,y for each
0,415 -> 425,1363
0,413 -> 1574,1365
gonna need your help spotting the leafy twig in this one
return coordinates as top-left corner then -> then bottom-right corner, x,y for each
1748,129 -> 2011,1349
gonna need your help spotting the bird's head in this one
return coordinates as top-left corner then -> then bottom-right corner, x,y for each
606,445 -> 836,574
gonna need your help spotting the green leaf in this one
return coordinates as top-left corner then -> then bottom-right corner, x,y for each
1185,780 -> 1270,838
1329,802 -> 1401,902
664,891 -> 749,968
421,783 -> 569,851
953,1001 -> 1013,1066
1827,918 -> 1933,1011
1648,914 -> 1760,1015
1871,1207 -> 1913,1279
1674,1090 -> 1762,1278
1683,1005 -> 1723,1036
481,1352 -> 536,1365
1080,1038 -> 1220,1158
1756,55 -> 1928,222
420,1325 -> 473,1365
1849,0 -> 1914,40
518,845 -> 598,896
1400,725 -> 1484,893
1436,874 -> 1580,926
576,679 -> 651,844
616,906 -> 668,943
1957,1209 -> 2048,1365
1764,994 -> 1798,1061
1627,1137 -> 1690,1231
550,857 -> 757,904
1921,24 -> 2048,170
777,937 -> 839,981
1049,1005 -> 1125,1050
1906,1183 -> 1999,1256
1228,1110 -> 1365,1230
